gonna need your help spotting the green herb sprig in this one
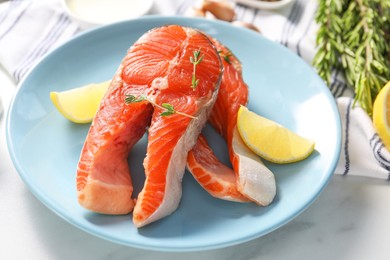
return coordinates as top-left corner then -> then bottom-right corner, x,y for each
313,0 -> 390,115
190,48 -> 204,90
124,94 -> 146,104
313,0 -> 347,86
125,94 -> 196,119
218,50 -> 233,64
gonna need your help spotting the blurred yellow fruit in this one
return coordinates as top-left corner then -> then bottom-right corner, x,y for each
373,81 -> 390,151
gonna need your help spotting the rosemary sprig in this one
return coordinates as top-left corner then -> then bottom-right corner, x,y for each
312,0 -> 347,85
125,94 -> 196,119
313,0 -> 390,115
342,0 -> 390,115
190,48 -> 204,90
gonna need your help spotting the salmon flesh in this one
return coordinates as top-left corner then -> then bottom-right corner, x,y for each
187,39 -> 276,206
76,25 -> 223,227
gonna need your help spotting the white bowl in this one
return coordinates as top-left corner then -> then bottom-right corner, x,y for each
62,0 -> 154,29
232,0 -> 294,10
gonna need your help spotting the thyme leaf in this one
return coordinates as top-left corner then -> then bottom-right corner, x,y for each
125,94 -> 197,119
218,50 -> 233,64
160,103 -> 175,116
190,48 -> 204,90
124,94 -> 146,103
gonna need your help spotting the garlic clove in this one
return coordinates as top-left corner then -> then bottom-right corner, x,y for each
201,0 -> 236,22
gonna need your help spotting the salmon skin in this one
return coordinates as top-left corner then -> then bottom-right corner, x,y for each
187,39 -> 276,206
76,25 -> 222,227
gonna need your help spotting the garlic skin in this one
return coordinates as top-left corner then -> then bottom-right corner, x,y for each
201,0 -> 236,22
185,7 -> 206,18
232,21 -> 261,33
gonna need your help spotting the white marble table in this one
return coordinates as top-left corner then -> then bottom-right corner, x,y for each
1,59 -> 390,260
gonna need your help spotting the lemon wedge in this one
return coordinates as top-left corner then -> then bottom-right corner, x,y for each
373,80 -> 390,151
50,80 -> 110,123
237,106 -> 315,164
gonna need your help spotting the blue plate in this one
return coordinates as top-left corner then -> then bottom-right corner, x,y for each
6,16 -> 341,251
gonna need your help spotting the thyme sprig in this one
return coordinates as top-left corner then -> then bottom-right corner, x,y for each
313,0 -> 390,115
124,94 -> 146,103
125,94 -> 196,119
190,48 -> 204,90
218,50 -> 233,64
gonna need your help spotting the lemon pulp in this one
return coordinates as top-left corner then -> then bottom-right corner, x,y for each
50,80 -> 110,123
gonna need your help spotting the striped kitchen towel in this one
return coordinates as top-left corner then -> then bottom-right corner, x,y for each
0,0 -> 80,82
1,0 -> 389,180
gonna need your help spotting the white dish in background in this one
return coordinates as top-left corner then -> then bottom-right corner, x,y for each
62,0 -> 154,29
232,0 -> 294,10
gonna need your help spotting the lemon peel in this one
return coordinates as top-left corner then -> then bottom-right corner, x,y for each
373,81 -> 390,151
50,80 -> 110,123
237,106 -> 315,164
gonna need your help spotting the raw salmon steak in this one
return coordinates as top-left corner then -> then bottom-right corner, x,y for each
187,134 -> 250,202
76,25 -> 222,227
187,39 -> 276,205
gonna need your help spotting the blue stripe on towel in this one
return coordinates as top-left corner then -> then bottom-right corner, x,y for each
329,69 -> 349,98
13,13 -> 70,81
369,134 -> 390,180
0,0 -> 20,25
0,0 -> 31,41
296,5 -> 316,57
176,0 -> 194,15
280,0 -> 302,47
343,98 -> 353,175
